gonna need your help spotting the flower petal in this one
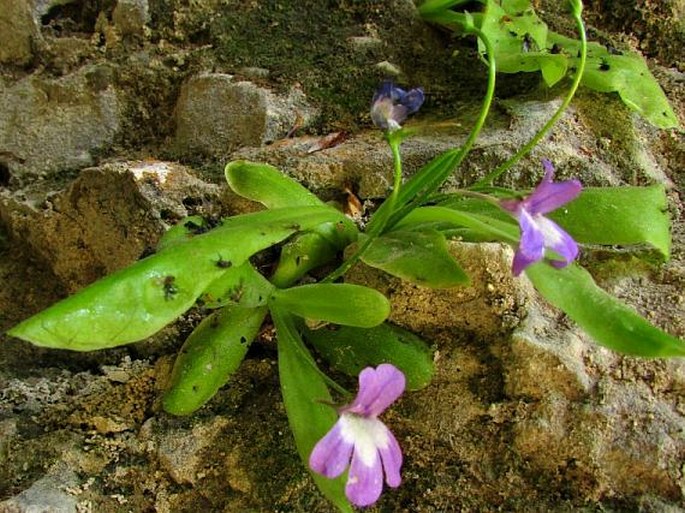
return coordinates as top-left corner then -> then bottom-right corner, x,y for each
309,421 -> 354,479
525,163 -> 581,215
370,82 -> 423,131
402,88 -> 425,114
346,443 -> 383,507
378,425 -> 402,488
346,364 -> 406,417
513,209 -> 545,276
537,216 -> 579,268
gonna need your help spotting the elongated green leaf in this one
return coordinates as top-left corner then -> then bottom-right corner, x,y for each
225,159 -> 358,258
269,284 -> 390,328
271,232 -> 338,288
225,160 -> 323,208
200,262 -> 275,308
430,0 -> 678,128
549,186 -> 670,258
304,323 -> 434,390
163,305 -> 268,416
273,307 -> 352,513
547,33 -> 679,129
395,206 -> 519,243
526,263 -> 685,357
360,230 -> 468,288
366,151 -> 460,235
418,0 -> 475,16
8,206 -> 345,350
157,215 -> 207,251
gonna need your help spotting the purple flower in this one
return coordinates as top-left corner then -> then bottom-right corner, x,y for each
500,159 -> 582,276
309,364 -> 405,507
370,81 -> 424,131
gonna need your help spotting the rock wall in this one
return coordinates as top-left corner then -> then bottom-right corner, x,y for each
0,0 -> 683,512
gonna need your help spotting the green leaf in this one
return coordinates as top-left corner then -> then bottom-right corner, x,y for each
526,263 -> 685,357
200,262 -> 275,308
366,151 -> 461,235
225,159 -> 359,275
8,206 -> 346,351
156,215 -> 207,251
548,34 -> 679,129
395,205 -> 519,243
162,305 -> 268,416
549,185 -> 671,258
359,230 -> 468,288
478,0 -> 571,86
273,307 -> 352,513
270,232 -> 338,288
225,160 -> 323,208
303,323 -> 434,390
269,284 -> 390,328
418,0 -> 476,16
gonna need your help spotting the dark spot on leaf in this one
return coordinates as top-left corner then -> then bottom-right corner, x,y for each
184,219 -> 207,235
240,336 -> 247,344
216,256 -> 232,268
599,60 -> 610,71
192,385 -> 199,392
163,275 -> 178,300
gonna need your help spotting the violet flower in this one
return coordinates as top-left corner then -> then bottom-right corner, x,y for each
500,159 -> 582,276
370,81 -> 424,131
309,364 -> 405,507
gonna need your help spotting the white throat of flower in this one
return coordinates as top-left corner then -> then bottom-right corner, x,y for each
339,413 -> 389,467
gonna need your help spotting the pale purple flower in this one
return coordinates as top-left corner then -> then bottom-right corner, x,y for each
370,81 -> 424,131
500,159 -> 582,276
309,364 -> 405,507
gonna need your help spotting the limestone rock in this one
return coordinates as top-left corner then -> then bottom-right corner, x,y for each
0,464 -> 78,513
153,417 -> 231,486
0,67 -> 121,180
0,160 -> 222,292
112,0 -> 149,37
173,73 -> 318,157
0,0 -> 40,66
348,241 -> 532,338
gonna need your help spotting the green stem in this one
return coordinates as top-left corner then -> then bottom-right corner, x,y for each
323,22 -> 497,283
322,134 -> 403,284
387,135 -> 403,217
382,24 -> 497,230
472,6 -> 588,189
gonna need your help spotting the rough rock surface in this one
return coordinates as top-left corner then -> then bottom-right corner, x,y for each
173,74 -> 318,157
0,0 -> 684,511
0,0 -> 40,66
0,69 -> 121,181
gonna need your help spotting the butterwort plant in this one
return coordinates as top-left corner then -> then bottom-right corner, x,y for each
6,0 -> 685,511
